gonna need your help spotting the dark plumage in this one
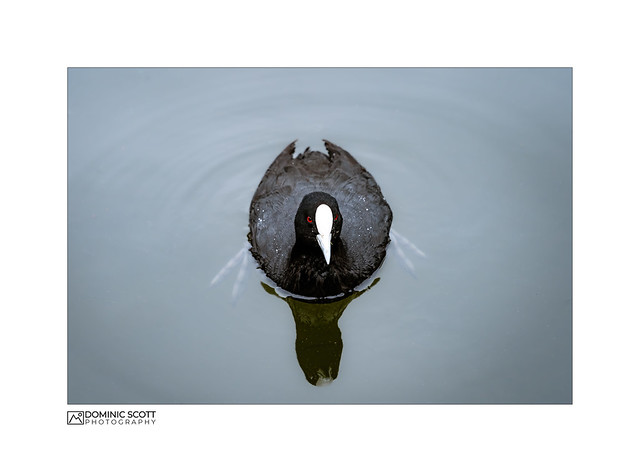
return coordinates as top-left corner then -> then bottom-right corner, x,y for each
248,140 -> 392,298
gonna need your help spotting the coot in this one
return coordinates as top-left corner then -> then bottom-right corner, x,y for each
248,140 -> 392,298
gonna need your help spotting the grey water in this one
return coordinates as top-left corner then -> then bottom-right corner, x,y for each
68,68 -> 571,403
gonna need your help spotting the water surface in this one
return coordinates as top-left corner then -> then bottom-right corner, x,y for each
68,68 -> 571,403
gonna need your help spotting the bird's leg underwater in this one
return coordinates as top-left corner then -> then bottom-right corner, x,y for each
389,228 -> 426,277
210,241 -> 254,303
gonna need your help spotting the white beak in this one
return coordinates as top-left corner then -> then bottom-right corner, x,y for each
315,204 -> 333,265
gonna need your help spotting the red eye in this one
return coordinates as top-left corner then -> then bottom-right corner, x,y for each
307,216 -> 313,224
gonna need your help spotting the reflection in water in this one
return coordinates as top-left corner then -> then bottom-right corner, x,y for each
211,236 -> 419,386
261,279 -> 379,386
